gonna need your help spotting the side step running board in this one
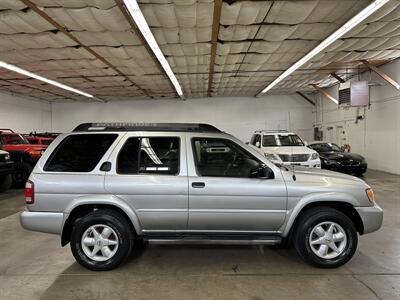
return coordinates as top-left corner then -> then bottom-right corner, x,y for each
145,237 -> 282,246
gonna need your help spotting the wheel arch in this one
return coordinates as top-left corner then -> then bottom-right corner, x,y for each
282,195 -> 365,239
61,196 -> 142,246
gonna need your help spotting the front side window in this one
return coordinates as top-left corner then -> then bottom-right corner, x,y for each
192,138 -> 260,178
117,137 -> 179,175
44,134 -> 118,172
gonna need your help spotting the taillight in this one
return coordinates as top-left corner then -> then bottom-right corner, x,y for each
25,180 -> 34,204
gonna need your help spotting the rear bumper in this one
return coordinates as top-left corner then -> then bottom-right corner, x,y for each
355,203 -> 383,234
20,211 -> 64,235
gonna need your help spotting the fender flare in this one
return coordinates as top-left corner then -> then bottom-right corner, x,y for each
281,191 -> 359,237
63,194 -> 143,235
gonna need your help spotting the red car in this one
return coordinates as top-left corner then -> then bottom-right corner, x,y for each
26,136 -> 55,146
0,129 -> 47,187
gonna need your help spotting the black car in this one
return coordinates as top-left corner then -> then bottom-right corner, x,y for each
308,142 -> 367,176
0,148 -> 13,192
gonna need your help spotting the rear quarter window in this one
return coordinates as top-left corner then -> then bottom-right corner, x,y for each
44,134 -> 117,172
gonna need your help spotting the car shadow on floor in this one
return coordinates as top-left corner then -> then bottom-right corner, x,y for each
37,244 -> 353,300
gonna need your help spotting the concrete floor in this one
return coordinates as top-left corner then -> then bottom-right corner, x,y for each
0,170 -> 399,300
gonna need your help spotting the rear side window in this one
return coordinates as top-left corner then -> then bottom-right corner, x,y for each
44,134 -> 117,172
117,137 -> 179,175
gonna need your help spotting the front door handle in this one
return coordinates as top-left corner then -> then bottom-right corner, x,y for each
192,182 -> 205,188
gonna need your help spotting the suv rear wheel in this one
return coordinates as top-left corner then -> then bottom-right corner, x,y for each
12,162 -> 32,188
70,209 -> 134,271
293,207 -> 358,268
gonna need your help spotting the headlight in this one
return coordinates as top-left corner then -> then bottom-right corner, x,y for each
265,153 -> 279,161
366,188 -> 375,203
311,153 -> 319,160
4,153 -> 10,161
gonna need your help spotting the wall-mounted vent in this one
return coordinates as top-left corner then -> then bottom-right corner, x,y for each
338,81 -> 369,107
338,82 -> 350,105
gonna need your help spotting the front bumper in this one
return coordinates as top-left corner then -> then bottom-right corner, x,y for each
273,160 -> 321,168
323,162 -> 367,174
355,202 -> 383,234
20,211 -> 64,235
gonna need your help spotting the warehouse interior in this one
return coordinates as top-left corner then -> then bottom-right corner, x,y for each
0,0 -> 399,299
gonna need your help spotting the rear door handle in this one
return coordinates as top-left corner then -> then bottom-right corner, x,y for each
192,182 -> 205,188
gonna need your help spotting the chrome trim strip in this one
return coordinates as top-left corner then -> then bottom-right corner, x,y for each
146,238 -> 282,245
142,229 -> 280,234
189,209 -> 286,213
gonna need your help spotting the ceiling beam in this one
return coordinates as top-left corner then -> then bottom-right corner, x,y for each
1,79 -> 79,102
207,0 -> 222,97
311,84 -> 338,104
19,0 -> 151,98
295,91 -> 315,106
361,60 -> 400,90
330,73 -> 346,83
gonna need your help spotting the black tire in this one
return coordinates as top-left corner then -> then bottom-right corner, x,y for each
70,209 -> 135,271
293,207 -> 358,268
0,174 -> 12,193
12,162 -> 32,188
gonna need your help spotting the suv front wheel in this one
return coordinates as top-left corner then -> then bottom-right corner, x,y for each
293,207 -> 358,268
70,209 -> 134,271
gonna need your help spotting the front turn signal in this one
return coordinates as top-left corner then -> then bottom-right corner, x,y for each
366,188 -> 375,203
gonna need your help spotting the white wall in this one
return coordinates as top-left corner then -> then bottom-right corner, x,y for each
0,91 -> 52,133
51,95 -> 314,143
314,59 -> 400,174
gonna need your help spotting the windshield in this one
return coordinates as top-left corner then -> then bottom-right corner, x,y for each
0,134 -> 29,145
310,143 -> 342,153
262,134 -> 304,147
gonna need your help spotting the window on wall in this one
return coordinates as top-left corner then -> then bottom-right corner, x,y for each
192,138 -> 260,178
117,137 -> 180,175
44,134 -> 118,172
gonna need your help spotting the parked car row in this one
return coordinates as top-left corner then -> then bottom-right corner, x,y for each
0,129 -> 59,191
248,130 -> 367,176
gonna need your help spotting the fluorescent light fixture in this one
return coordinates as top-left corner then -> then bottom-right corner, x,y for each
260,0 -> 390,95
0,60 -> 94,98
122,0 -> 184,97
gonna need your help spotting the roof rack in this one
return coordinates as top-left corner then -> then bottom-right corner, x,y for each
73,123 -> 222,133
255,130 -> 289,133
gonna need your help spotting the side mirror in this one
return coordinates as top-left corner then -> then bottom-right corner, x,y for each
255,141 -> 261,148
303,141 -> 308,146
250,164 -> 274,179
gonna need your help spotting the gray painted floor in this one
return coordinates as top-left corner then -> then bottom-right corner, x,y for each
0,170 -> 399,299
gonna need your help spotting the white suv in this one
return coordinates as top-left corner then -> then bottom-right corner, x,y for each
249,130 -> 321,168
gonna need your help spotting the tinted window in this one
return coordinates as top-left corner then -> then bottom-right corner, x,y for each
117,137 -> 180,175
262,135 -> 277,146
117,138 -> 140,174
310,143 -> 342,153
44,134 -> 117,172
192,138 -> 260,178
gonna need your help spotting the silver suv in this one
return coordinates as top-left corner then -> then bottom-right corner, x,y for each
20,123 -> 383,271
